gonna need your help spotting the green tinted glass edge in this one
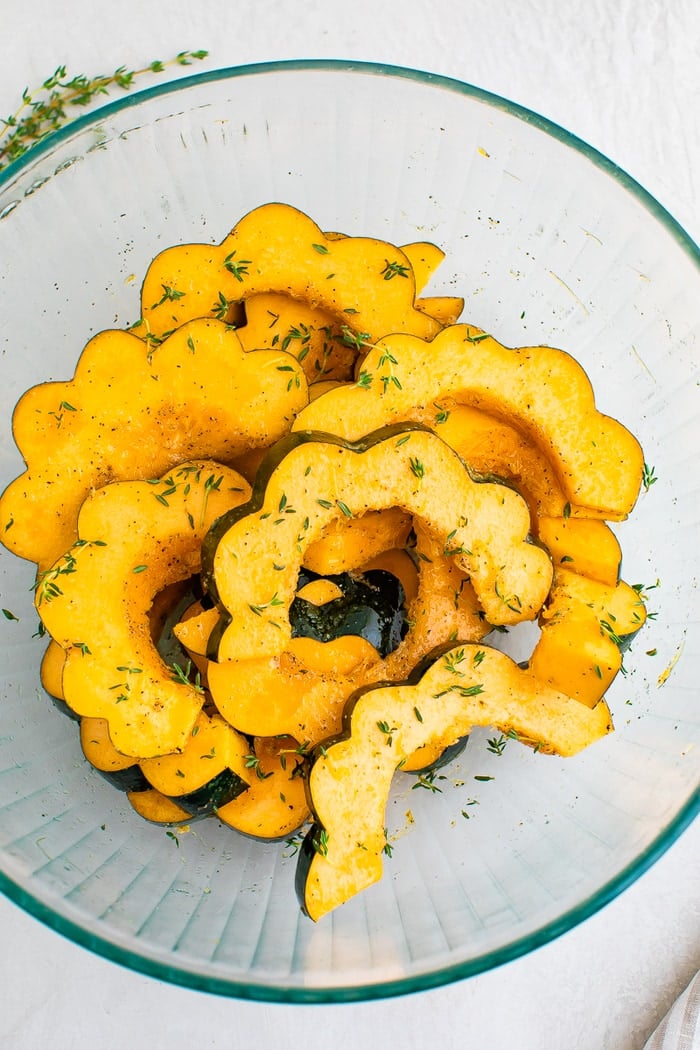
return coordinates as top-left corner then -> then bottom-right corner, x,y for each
1,59 -> 698,266
1,791 -> 697,1002
0,59 -> 698,1003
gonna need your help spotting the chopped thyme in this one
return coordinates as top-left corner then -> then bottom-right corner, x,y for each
599,618 -> 624,647
244,754 -> 274,780
33,539 -> 106,605
486,734 -> 508,756
443,648 -> 466,675
642,462 -> 658,491
409,456 -> 425,479
47,400 -> 77,428
443,529 -> 472,558
464,329 -> 491,344
248,592 -> 285,616
312,828 -> 330,857
381,259 -> 410,280
223,251 -> 251,282
494,580 -> 522,614
411,770 -> 444,793
213,291 -> 232,319
151,284 -> 185,309
433,683 -> 485,699
377,720 -> 398,746
339,325 -> 371,351
169,659 -> 204,693
200,472 -> 223,525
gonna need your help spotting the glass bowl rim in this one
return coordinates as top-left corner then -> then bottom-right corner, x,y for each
0,58 -> 698,1003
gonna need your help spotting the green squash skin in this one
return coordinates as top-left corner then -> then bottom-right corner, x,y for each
404,735 -> 469,775
290,568 -> 408,657
172,767 -> 248,818
295,824 -> 325,916
94,764 -> 151,794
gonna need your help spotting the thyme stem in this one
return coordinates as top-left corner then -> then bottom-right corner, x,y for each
1,51 -> 208,170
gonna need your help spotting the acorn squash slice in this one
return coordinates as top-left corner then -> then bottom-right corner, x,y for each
536,516 -> 621,586
40,639 -> 67,702
208,650 -> 358,744
202,424 -> 553,663
127,788 -> 191,826
414,295 -> 464,325
80,717 -> 150,793
1,318 -> 305,569
296,643 -> 614,920
293,324 -> 644,520
139,710 -> 251,817
36,461 -> 251,758
424,402 -> 569,519
529,567 -> 646,707
399,240 -> 446,293
216,736 -> 310,840
140,202 -> 440,344
207,525 -> 488,748
399,240 -> 463,323
302,507 -> 412,577
237,292 -> 355,383
172,600 -> 220,672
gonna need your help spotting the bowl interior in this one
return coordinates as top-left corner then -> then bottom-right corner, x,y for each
0,62 -> 698,1001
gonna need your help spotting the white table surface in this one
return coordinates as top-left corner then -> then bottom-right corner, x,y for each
1,2 -> 698,1047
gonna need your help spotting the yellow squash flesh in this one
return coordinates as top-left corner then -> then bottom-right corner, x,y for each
530,567 -> 646,706
300,643 -> 614,920
37,461 -> 251,758
0,318 -> 306,568
293,324 -> 644,520
140,202 -> 441,344
208,426 -> 553,663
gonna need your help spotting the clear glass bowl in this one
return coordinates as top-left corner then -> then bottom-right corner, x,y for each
0,61 -> 698,1002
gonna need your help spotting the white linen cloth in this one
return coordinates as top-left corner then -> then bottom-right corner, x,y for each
645,972 -> 700,1049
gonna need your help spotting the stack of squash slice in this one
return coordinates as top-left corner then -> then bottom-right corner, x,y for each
0,203 -> 647,918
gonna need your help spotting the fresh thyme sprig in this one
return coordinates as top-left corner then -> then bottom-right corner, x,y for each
0,51 -> 208,171
486,734 -> 508,756
642,462 -> 658,491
